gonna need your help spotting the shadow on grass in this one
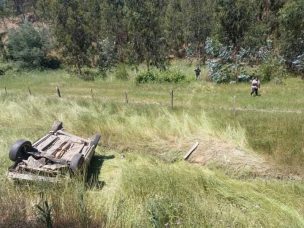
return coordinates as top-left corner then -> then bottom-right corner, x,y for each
87,154 -> 115,189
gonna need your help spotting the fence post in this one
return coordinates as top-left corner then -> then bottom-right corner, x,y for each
233,95 -> 236,117
90,88 -> 93,99
4,86 -> 7,95
171,89 -> 174,109
56,86 -> 61,98
125,91 -> 128,104
28,87 -> 32,95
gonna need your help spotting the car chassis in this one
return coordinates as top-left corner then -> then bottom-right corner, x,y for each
7,121 -> 101,182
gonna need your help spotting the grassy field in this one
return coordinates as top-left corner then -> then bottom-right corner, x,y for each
0,61 -> 304,227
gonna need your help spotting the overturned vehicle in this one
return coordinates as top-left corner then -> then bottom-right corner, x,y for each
7,121 -> 101,182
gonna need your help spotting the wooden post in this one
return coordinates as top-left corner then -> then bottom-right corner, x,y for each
90,88 -> 93,99
56,86 -> 61,98
233,95 -> 236,117
4,86 -> 7,95
171,89 -> 174,109
28,87 -> 32,95
125,91 -> 128,104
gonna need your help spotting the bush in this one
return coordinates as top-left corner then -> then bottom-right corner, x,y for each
41,56 -> 61,69
115,64 -> 129,80
136,70 -> 186,84
259,57 -> 287,82
97,38 -> 117,73
157,71 -> 186,83
136,71 -> 157,84
80,67 -> 100,81
7,22 -> 52,68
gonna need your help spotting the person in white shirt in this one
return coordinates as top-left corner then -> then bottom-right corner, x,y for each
250,77 -> 260,96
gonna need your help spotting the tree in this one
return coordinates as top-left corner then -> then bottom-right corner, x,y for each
7,22 -> 51,68
125,0 -> 167,70
216,0 -> 255,47
279,0 -> 304,61
51,0 -> 93,74
181,0 -> 215,58
164,0 -> 184,55
101,0 -> 127,61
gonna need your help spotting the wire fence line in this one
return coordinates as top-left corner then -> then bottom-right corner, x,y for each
1,86 -> 304,114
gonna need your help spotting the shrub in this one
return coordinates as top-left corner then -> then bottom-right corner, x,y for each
259,56 -> 287,82
80,68 -> 100,81
7,22 -> 52,68
136,71 -> 157,84
136,70 -> 186,84
115,64 -> 129,80
157,71 -> 186,83
97,38 -> 117,73
41,56 -> 61,69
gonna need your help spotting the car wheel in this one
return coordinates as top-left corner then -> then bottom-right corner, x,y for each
51,121 -> 63,132
70,153 -> 84,172
9,140 -> 32,162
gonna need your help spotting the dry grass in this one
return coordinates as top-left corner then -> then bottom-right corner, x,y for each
0,62 -> 304,227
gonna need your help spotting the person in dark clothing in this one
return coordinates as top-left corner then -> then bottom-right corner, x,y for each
194,66 -> 201,80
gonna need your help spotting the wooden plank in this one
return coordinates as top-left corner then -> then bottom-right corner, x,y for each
183,142 -> 199,160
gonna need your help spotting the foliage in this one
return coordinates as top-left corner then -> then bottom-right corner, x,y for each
115,64 -> 129,80
136,70 -> 186,84
125,0 -> 168,70
292,54 -> 304,73
7,22 -> 51,68
97,38 -> 117,73
216,0 -> 255,46
279,0 -> 304,60
158,70 -> 186,83
259,56 -> 287,82
135,71 -> 157,84
35,193 -> 53,228
51,0 -> 95,74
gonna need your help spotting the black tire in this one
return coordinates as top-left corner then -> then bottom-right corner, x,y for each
70,153 -> 84,172
9,140 -> 32,162
90,134 -> 101,147
51,121 -> 63,132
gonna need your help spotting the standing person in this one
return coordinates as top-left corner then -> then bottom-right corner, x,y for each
194,66 -> 201,80
250,77 -> 258,96
257,77 -> 261,94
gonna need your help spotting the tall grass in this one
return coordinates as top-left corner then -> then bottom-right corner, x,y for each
0,62 -> 304,226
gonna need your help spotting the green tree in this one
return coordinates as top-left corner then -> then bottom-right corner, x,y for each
101,0 -> 127,61
279,0 -> 304,60
216,0 -> 255,46
7,22 -> 51,68
164,0 -> 184,54
125,0 -> 167,70
181,0 -> 215,57
51,0 -> 93,74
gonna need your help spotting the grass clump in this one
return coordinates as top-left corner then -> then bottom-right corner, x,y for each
114,64 -> 129,80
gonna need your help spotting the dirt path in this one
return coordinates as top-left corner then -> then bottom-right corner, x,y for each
187,138 -> 303,180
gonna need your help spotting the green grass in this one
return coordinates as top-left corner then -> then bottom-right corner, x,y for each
0,61 -> 304,227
